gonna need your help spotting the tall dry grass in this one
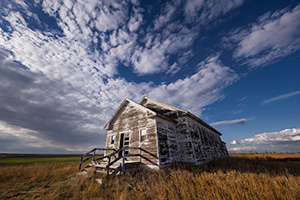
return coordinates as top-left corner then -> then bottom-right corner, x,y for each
0,154 -> 300,199
0,163 -> 76,199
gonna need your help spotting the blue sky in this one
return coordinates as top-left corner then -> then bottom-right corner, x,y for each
0,0 -> 299,153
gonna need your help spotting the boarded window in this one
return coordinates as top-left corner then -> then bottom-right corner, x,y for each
140,129 -> 147,142
111,135 -> 115,144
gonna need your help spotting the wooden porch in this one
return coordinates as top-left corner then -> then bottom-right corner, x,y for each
79,147 -> 159,178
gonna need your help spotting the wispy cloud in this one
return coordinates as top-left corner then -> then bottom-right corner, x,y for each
228,128 -> 300,153
131,26 -> 196,75
225,3 -> 300,67
184,0 -> 244,23
148,55 -> 239,114
210,118 -> 251,126
262,90 -> 300,104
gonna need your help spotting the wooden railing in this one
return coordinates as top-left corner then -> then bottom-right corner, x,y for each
79,147 -> 159,178
79,148 -> 116,171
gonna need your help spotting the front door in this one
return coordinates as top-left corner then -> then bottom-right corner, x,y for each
119,133 -> 124,157
119,132 -> 130,157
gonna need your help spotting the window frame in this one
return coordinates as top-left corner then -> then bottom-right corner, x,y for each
139,128 -> 147,143
110,134 -> 115,145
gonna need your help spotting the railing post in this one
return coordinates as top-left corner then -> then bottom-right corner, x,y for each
122,149 -> 125,175
139,148 -> 141,163
79,156 -> 83,171
107,156 -> 111,178
93,150 -> 95,162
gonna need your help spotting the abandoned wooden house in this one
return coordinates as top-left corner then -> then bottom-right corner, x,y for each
79,97 -> 228,175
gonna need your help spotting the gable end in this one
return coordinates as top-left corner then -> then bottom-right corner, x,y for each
104,98 -> 156,130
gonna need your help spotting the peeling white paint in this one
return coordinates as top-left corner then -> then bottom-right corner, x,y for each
104,97 -> 229,167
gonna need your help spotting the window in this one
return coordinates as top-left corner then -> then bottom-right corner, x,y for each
124,135 -> 130,146
140,129 -> 147,142
110,135 -> 115,144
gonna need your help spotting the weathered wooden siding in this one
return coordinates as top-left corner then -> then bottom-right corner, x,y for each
156,118 -> 179,165
184,116 -> 229,163
105,101 -> 158,165
176,117 -> 195,163
155,114 -> 228,166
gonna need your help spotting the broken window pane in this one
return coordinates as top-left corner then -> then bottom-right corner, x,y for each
140,129 -> 147,142
111,135 -> 115,144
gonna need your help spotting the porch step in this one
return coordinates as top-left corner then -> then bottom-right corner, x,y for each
84,161 -> 141,175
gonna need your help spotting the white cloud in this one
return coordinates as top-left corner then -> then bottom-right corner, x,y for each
128,0 -> 244,76
40,0 -> 142,76
166,62 -> 180,75
229,146 -> 256,152
184,0 -> 244,23
0,121 -> 52,150
210,118 -> 251,126
131,24 -> 196,75
148,56 -> 238,114
37,0 -> 242,77
230,140 -> 237,145
228,3 -> 300,67
228,128 -> 300,153
127,7 -> 143,32
131,44 -> 169,74
153,0 -> 179,30
262,90 -> 300,104
48,0 -> 129,33
184,0 -> 204,21
93,2 -> 128,32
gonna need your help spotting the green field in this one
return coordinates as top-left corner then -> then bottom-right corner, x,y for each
0,154 -> 81,166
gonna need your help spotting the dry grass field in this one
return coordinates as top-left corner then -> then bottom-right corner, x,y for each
0,153 -> 300,199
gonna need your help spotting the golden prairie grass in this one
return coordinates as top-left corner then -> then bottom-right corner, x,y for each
0,163 -> 76,199
231,153 -> 300,159
0,153 -> 300,199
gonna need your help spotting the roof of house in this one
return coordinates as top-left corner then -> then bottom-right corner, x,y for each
140,97 -> 221,135
104,97 -> 222,135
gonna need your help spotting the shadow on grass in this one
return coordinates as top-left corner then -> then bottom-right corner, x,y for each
163,156 -> 300,177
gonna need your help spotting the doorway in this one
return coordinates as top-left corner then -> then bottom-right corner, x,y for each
119,132 -> 130,157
